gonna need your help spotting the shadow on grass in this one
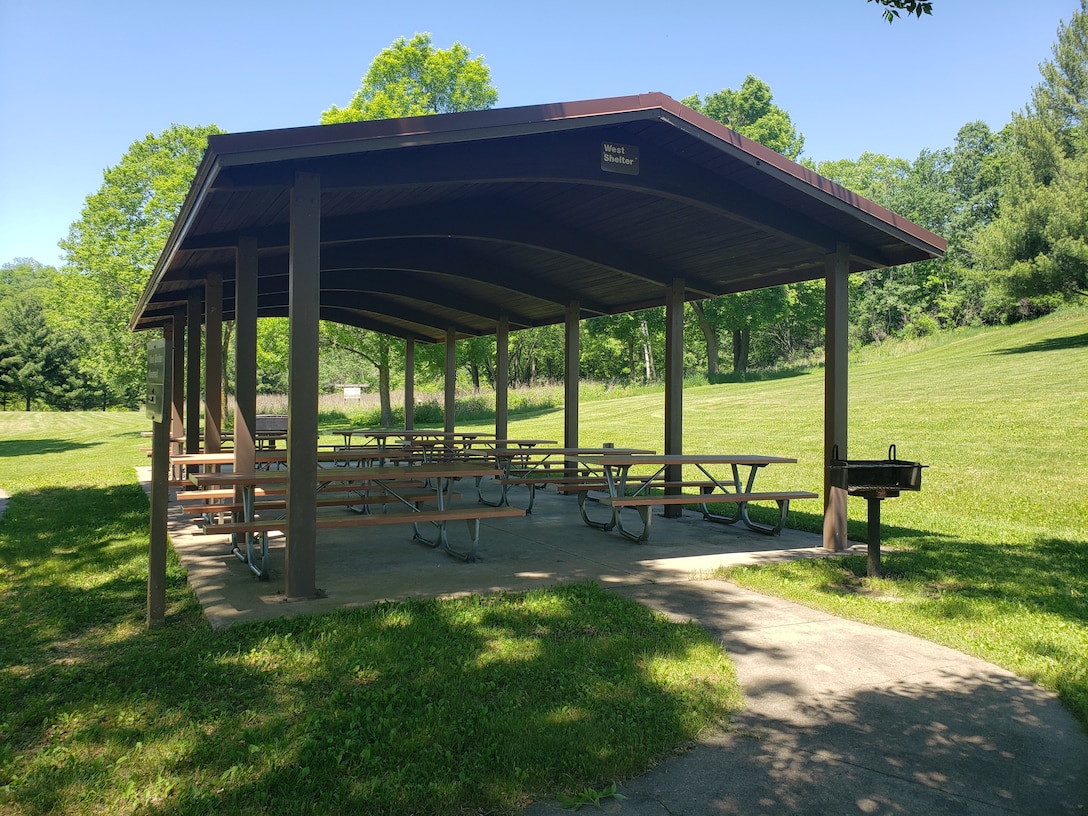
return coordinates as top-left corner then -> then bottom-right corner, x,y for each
2,484 -> 737,815
748,505 -> 1088,627
993,331 -> 1088,354
707,365 -> 811,384
0,439 -> 98,457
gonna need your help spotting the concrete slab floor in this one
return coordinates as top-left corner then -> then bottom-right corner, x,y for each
160,476 -> 842,630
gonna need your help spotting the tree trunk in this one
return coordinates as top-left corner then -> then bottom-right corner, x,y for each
640,319 -> 655,380
690,302 -> 720,376
378,362 -> 392,427
732,328 -> 750,374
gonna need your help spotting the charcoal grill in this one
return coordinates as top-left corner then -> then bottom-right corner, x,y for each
828,445 -> 927,577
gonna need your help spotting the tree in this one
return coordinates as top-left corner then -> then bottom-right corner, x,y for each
58,123 -> 224,407
321,33 -> 498,123
683,77 -> 804,374
0,295 -> 78,410
683,76 -> 805,160
318,34 -> 499,420
321,323 -> 396,426
972,2 -> 1088,308
1030,0 -> 1088,157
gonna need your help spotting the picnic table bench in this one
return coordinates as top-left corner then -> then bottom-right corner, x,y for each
579,453 -> 818,542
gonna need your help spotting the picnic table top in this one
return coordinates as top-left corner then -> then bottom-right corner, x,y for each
189,460 -> 504,488
588,453 -> 798,467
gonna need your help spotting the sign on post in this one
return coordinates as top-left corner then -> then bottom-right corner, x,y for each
146,338 -> 168,423
147,337 -> 172,628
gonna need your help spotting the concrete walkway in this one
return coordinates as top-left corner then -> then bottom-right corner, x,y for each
149,471 -> 1088,813
525,580 -> 1088,815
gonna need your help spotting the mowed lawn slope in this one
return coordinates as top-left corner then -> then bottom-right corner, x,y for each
464,309 -> 1088,724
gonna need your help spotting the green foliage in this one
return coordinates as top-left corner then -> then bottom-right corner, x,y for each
0,294 -> 103,411
975,148 -> 1088,301
57,123 -> 224,407
868,0 -> 934,23
682,77 -> 810,375
256,317 -> 290,394
557,781 -> 627,810
970,4 -> 1088,309
321,33 -> 498,123
683,75 -> 804,159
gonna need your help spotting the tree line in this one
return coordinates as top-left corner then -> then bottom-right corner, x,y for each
2,4 -> 1086,415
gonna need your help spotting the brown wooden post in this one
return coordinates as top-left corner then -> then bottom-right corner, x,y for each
185,291 -> 202,454
285,171 -> 321,600
204,271 -> 223,454
495,316 -> 510,441
171,308 -> 185,446
444,328 -> 457,433
823,242 -> 850,551
147,334 -> 171,629
564,302 -> 580,450
664,279 -> 685,517
234,237 -> 258,477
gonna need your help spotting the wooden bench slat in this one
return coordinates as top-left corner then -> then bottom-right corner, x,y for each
601,490 -> 818,507
206,504 -> 524,535
185,491 -> 457,515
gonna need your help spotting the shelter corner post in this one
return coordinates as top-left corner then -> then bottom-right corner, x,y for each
823,242 -> 850,551
285,171 -> 321,600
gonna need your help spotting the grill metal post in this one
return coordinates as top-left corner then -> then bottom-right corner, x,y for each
866,496 -> 882,578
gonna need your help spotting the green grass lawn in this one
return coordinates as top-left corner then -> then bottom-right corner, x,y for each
2,309 -> 1086,813
0,415 -> 739,815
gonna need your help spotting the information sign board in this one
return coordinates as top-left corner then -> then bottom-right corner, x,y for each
146,338 -> 169,423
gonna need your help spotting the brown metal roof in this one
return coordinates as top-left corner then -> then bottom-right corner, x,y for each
130,92 -> 946,340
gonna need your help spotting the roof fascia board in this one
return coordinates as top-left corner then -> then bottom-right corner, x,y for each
655,106 -> 947,258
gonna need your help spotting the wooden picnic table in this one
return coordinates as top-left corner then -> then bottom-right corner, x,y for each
474,446 -> 655,512
190,461 -> 518,573
172,448 -> 406,471
581,453 -> 817,542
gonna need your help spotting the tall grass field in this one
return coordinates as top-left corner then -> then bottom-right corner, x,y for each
0,309 -> 1085,813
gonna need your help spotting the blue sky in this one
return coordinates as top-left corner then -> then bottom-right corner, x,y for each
0,0 -> 1078,269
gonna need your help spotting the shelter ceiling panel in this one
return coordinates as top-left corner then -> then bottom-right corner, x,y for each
131,94 -> 945,332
